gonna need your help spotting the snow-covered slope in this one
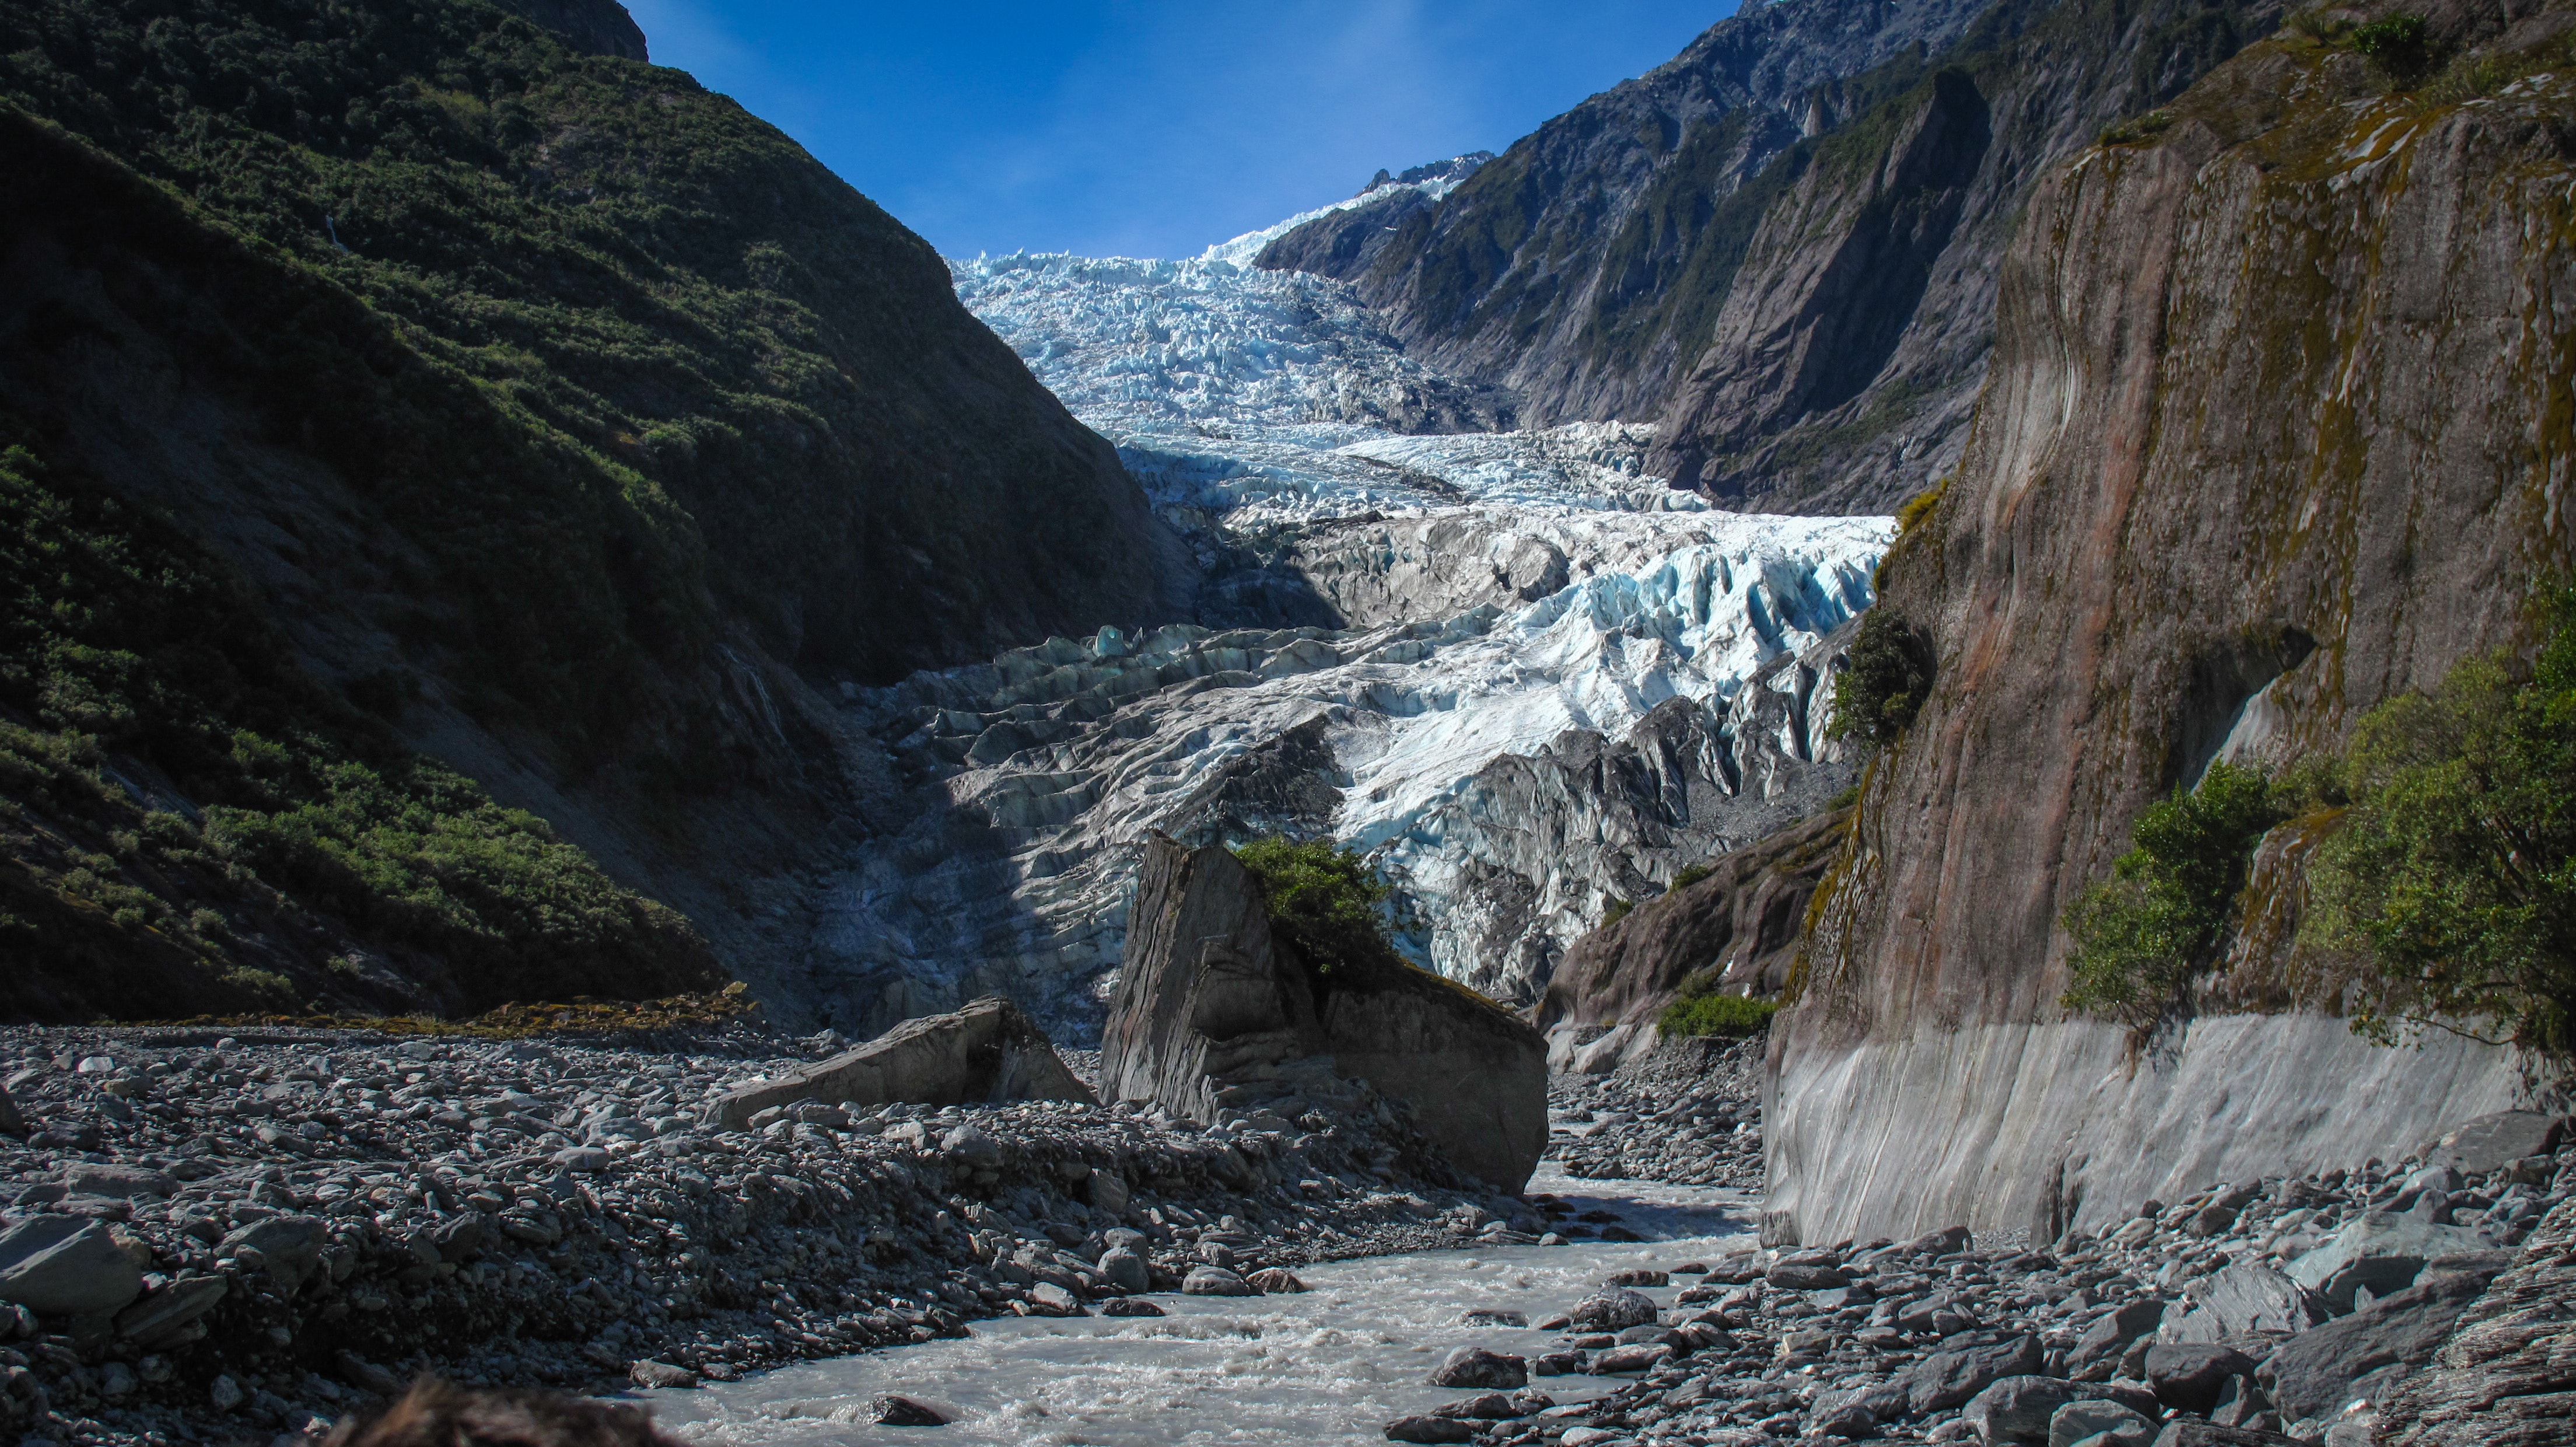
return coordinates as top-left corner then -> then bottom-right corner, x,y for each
793,173 -> 1893,1037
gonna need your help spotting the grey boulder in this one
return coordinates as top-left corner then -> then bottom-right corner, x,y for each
705,995 -> 1093,1130
1569,1287 -> 1658,1330
216,1216 -> 327,1292
2266,1269 -> 2496,1422
2143,1344 -> 2258,1414
2287,1213 -> 2497,1313
0,1218 -> 143,1316
61,1164 -> 173,1199
1965,1376 -> 2085,1443
1428,1346 -> 1527,1389
2418,1112 -> 2565,1175
2165,1264 -> 2328,1340
2050,1399 -> 2156,1447
1905,1334 -> 2046,1415
1384,1416 -> 1476,1444
113,1275 -> 228,1347
1095,1247 -> 1150,1294
0,1081 -> 23,1137
1181,1266 -> 1255,1296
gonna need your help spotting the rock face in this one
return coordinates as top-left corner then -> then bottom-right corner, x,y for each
1769,4 -> 2575,1245
1535,805 -> 1855,1039
2378,1197 -> 2576,1447
1100,836 -> 1548,1191
1258,0 -> 2283,513
704,997 -> 1093,1129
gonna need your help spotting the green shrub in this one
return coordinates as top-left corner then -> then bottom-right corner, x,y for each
1826,782 -> 1863,811
2351,15 -> 2434,79
1671,862 -> 1717,893
1234,837 -> 1401,978
2306,586 -> 2576,1062
1659,992 -> 1782,1039
1828,609 -> 1936,747
2062,760 -> 2284,1032
1602,897 -> 1636,928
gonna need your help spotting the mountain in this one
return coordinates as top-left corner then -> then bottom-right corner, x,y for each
0,0 -> 1186,1020
1768,0 -> 2576,1243
1256,0 -> 2281,513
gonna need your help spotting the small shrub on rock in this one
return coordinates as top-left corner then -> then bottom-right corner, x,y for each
1658,992 -> 1782,1039
2062,760 -> 2283,1033
1828,609 -> 1936,748
1233,836 -> 1402,977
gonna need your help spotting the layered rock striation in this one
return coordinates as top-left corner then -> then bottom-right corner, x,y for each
1770,1 -> 2576,1245
1101,836 -> 1548,1191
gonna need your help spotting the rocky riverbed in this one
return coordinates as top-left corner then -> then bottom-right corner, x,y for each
0,1022 -> 1558,1447
3,1018 -> 2568,1447
1547,1039 -> 1766,1193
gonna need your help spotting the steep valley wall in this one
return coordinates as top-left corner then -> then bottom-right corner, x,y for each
1769,2 -> 2576,1244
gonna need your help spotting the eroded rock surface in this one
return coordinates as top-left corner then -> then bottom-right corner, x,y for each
704,997 -> 1093,1129
1101,836 -> 1548,1190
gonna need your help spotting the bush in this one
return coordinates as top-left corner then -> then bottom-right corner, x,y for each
1234,837 -> 1402,978
1601,897 -> 1635,929
1828,609 -> 1936,747
2306,586 -> 2576,1062
2062,761 -> 2284,1033
1660,992 -> 1782,1039
2351,15 -> 2434,80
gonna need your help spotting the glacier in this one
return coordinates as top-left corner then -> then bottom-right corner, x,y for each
794,165 -> 1893,1037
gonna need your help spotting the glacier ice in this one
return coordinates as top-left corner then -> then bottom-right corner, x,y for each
796,184 -> 1894,1036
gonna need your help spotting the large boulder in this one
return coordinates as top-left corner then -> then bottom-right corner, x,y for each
2162,1264 -> 2327,1341
1905,1334 -> 2046,1415
0,1217 -> 143,1317
706,995 -> 1093,1129
2417,1112 -> 2566,1176
2285,1212 -> 2497,1313
1100,836 -> 1548,1191
2375,1197 -> 2576,1447
2266,1268 -> 2502,1423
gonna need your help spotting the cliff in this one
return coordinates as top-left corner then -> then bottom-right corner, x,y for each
0,0 -> 1185,1019
1258,0 -> 2282,512
1768,0 -> 2576,1245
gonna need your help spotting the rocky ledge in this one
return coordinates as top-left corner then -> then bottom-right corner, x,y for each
0,1021 -> 1550,1446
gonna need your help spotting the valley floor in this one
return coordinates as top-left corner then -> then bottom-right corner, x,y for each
4,1023 -> 2567,1446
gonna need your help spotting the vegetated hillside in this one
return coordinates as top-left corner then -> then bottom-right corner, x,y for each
1771,0 -> 2576,1245
0,0 -> 1187,1020
1258,0 -> 2281,513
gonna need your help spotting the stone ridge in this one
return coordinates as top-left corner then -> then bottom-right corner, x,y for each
1770,0 -> 2576,1245
491,0 -> 648,60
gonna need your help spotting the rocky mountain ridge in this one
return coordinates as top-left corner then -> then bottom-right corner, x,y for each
1258,0 -> 2283,513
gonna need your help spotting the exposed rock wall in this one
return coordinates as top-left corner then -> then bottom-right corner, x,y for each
1771,5 -> 2576,1244
2378,1196 -> 2576,1447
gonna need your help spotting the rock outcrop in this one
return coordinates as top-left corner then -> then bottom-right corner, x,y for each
492,0 -> 648,58
2378,1197 -> 2576,1447
704,996 -> 1094,1129
1101,836 -> 1548,1191
1769,1 -> 2576,1245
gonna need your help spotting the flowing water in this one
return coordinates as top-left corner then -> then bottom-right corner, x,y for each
636,1169 -> 1756,1446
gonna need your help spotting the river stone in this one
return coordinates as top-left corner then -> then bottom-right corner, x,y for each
2165,1264 -> 2328,1340
1605,1268 -> 1668,1287
1099,1298 -> 1164,1317
2146,1424 -> 2308,1447
217,1217 -> 327,1292
2073,1301 -> 2167,1375
114,1276 -> 228,1346
552,1147 -> 611,1172
0,1081 -> 22,1137
1569,1287 -> 1658,1329
2287,1213 -> 2497,1312
705,996 -> 1094,1130
2143,1344 -> 2258,1414
2266,1270 -> 2496,1422
1429,1346 -> 1527,1389
628,1360 -> 698,1389
0,1218 -> 144,1316
1905,1334 -> 2046,1415
1431,1392 -> 1530,1420
870,1394 -> 949,1426
2052,1400 -> 2156,1447
61,1164 -> 175,1199
1096,1246 -> 1150,1294
1100,837 -> 1548,1190
1813,1399 -> 1881,1438
2418,1112 -> 2566,1176
940,1126 -> 1002,1167
1384,1416 -> 1476,1444
1965,1376 -> 2086,1443
1245,1267 -> 1307,1293
1182,1266 -> 1255,1296
1590,1343 -> 1671,1374
1768,1262 -> 1850,1289
1532,1350 -> 1587,1375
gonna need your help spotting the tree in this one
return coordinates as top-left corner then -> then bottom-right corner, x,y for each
1233,837 -> 1401,977
2062,761 -> 2283,1033
1827,609 -> 1935,747
2308,588 -> 2576,1062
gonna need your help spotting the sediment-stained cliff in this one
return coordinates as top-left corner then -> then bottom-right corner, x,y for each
1769,0 -> 2576,1244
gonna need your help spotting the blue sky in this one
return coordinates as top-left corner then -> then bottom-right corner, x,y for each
623,0 -> 1734,260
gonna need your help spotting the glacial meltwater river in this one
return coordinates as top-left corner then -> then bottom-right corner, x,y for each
631,1169 -> 1758,1447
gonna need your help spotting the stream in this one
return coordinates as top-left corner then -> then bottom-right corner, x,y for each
632,1168 -> 1757,1446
